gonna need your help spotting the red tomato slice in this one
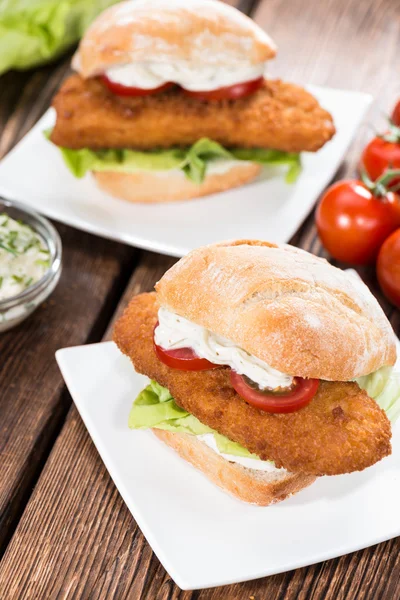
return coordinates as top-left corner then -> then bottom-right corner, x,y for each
154,341 -> 219,371
101,75 -> 174,97
230,371 -> 319,413
182,77 -> 263,101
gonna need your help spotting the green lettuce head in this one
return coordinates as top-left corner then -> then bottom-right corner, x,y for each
0,1 -> 120,75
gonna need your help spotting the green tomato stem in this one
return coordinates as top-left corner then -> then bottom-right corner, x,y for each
360,167 -> 400,197
380,120 -> 400,143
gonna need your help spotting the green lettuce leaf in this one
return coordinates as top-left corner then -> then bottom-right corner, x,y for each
58,146 -> 188,179
0,0 -> 119,75
230,148 -> 302,184
130,368 -> 400,460
45,131 -> 302,184
357,366 -> 400,423
129,381 -> 261,460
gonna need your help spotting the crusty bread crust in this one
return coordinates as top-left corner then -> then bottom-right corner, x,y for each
155,240 -> 397,380
152,428 -> 316,505
73,0 -> 276,78
93,163 -> 261,203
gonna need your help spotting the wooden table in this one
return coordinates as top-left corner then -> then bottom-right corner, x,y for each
0,0 -> 399,597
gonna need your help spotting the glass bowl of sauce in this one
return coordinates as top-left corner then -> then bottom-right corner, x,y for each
0,198 -> 62,331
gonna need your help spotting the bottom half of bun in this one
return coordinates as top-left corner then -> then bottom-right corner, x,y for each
152,428 -> 316,506
93,161 -> 261,204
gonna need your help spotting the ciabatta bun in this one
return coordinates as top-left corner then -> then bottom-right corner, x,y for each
73,0 -> 276,78
156,240 -> 397,380
153,429 -> 316,506
93,162 -> 261,203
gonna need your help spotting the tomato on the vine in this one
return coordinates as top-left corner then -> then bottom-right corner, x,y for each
361,137 -> 400,187
316,171 -> 400,265
392,100 -> 400,127
181,77 -> 263,101
377,229 -> 400,309
230,372 -> 319,414
361,103 -> 400,187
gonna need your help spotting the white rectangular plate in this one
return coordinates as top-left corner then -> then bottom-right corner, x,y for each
56,332 -> 400,589
0,86 -> 371,257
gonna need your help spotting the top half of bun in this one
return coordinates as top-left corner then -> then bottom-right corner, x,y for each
72,0 -> 277,78
155,240 -> 397,381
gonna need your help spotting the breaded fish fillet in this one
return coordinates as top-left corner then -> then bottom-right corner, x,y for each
50,75 -> 335,153
113,293 -> 392,477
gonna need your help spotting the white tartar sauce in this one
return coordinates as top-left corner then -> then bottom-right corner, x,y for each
154,307 -> 293,390
105,61 -> 265,91
198,433 -> 287,474
0,214 -> 50,301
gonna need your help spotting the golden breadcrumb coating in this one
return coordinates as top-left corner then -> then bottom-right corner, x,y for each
50,75 -> 335,153
113,293 -> 392,477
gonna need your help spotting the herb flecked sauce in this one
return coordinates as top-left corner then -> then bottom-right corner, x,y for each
0,213 -> 50,301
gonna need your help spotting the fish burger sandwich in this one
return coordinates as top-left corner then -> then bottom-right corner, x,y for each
48,0 -> 335,203
114,240 -> 400,505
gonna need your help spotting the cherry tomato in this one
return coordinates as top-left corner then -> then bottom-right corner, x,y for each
230,372 -> 319,414
392,100 -> 400,127
182,77 -> 263,101
316,180 -> 400,264
377,228 -> 400,309
154,342 -> 219,371
361,137 -> 400,187
101,75 -> 174,97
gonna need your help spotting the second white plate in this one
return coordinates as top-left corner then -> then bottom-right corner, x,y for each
56,336 -> 400,590
0,86 -> 371,257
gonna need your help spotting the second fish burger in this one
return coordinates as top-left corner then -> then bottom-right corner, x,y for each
49,0 -> 335,203
114,240 -> 400,505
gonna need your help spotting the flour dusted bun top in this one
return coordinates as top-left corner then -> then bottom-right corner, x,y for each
156,240 -> 397,381
73,0 -> 277,78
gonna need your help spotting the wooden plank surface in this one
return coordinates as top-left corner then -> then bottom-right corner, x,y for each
0,60 -> 137,555
1,0 -> 400,598
0,254 -> 177,600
